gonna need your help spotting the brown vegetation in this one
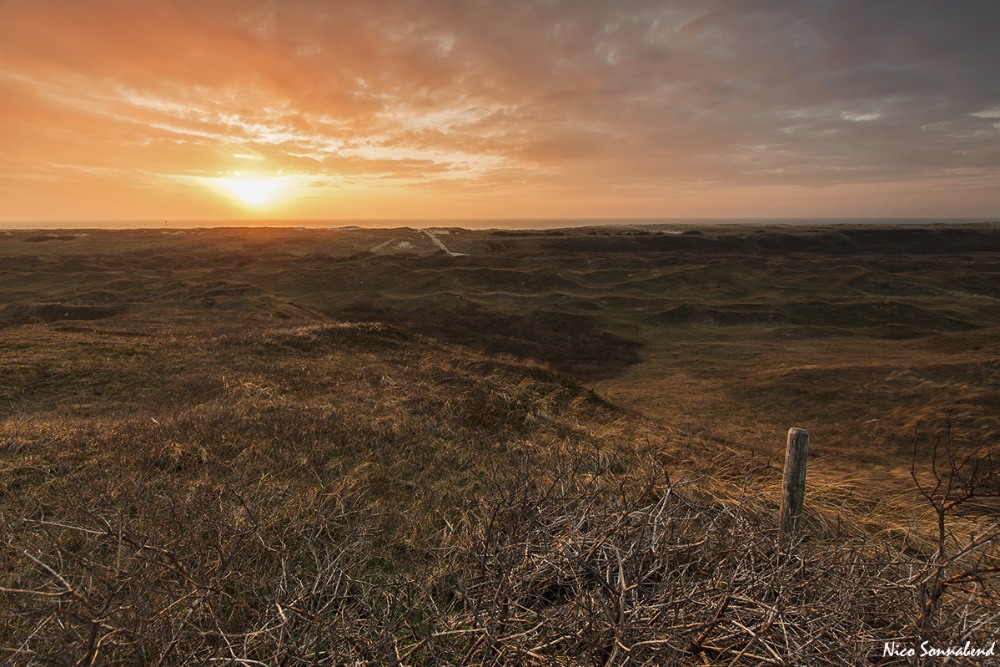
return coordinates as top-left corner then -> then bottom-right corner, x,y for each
2,223 -> 999,664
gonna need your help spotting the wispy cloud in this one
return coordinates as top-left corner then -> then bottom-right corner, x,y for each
1,0 -> 998,220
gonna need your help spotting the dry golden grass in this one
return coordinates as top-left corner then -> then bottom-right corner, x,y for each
2,223 -> 999,664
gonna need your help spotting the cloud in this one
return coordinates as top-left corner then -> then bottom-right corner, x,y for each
1,0 -> 998,220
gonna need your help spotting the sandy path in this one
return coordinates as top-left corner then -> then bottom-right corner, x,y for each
421,229 -> 467,257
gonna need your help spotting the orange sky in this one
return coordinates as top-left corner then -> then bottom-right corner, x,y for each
1,0 -> 999,225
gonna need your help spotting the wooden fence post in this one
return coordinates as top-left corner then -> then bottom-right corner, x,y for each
779,427 -> 809,542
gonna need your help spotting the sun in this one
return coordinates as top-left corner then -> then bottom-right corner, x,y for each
215,174 -> 288,208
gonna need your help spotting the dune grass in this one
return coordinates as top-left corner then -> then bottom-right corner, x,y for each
2,316 -> 997,665
2,223 -> 999,664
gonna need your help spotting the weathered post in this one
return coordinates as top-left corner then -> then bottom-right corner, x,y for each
779,427 -> 809,542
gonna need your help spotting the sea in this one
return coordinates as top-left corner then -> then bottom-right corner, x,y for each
1,217 -> 994,231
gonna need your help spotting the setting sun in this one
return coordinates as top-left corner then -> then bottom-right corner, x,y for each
215,176 -> 289,208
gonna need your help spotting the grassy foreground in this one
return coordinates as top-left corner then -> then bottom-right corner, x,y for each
1,224 -> 999,664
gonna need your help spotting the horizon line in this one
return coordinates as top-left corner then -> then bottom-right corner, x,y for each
2,215 -> 996,225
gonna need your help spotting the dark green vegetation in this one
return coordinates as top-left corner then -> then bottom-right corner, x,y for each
1,223 -> 998,664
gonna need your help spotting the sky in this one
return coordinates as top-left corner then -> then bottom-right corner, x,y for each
1,0 -> 999,224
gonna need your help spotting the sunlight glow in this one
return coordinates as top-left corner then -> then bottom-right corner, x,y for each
216,175 -> 289,207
